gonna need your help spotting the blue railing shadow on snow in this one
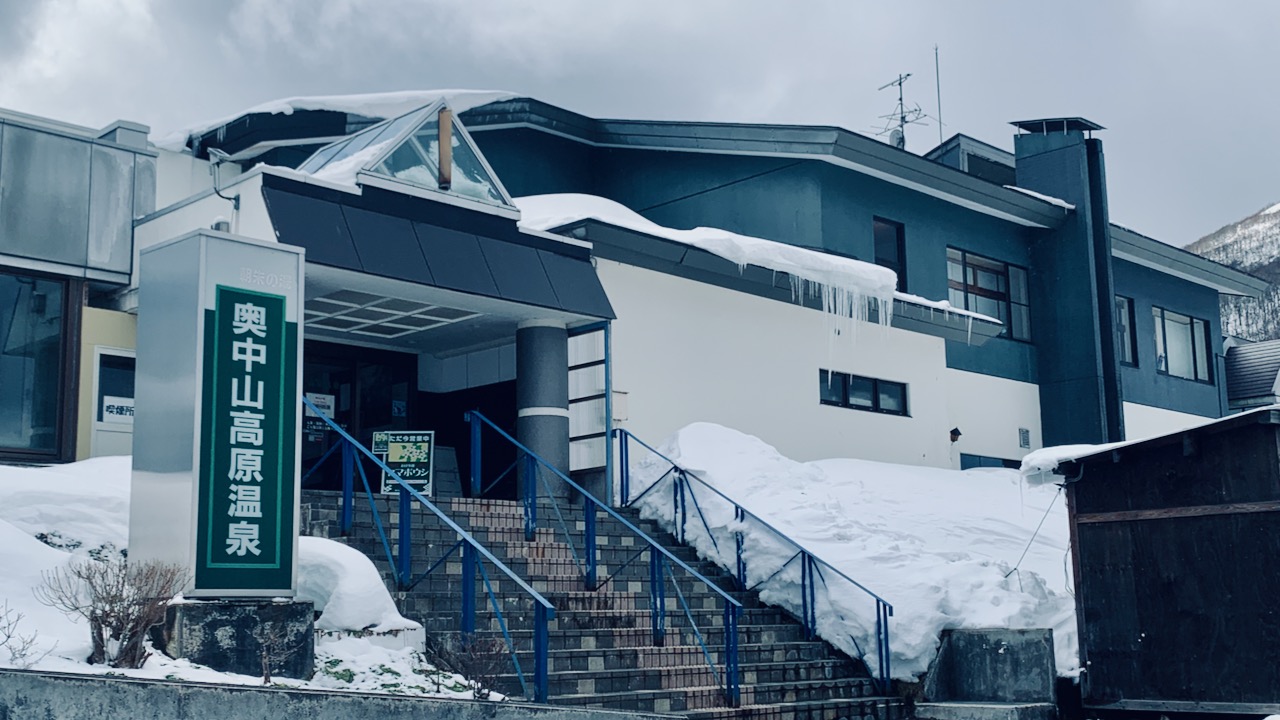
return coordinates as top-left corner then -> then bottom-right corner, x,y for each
614,428 -> 894,695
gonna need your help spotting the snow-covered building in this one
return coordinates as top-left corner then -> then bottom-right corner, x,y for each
0,93 -> 1265,487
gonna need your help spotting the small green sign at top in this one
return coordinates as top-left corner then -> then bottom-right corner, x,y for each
373,430 -> 435,496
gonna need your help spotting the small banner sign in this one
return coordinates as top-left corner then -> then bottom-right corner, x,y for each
195,286 -> 298,593
374,430 -> 435,496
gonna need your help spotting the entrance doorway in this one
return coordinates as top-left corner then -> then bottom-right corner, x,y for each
301,340 -> 518,499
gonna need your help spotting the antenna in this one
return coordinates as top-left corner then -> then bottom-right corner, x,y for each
935,45 -> 944,145
876,73 -> 927,150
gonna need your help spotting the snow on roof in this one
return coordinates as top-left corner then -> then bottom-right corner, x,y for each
1004,185 -> 1076,210
154,89 -> 518,151
514,193 -> 898,320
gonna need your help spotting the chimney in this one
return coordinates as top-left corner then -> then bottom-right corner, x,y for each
437,107 -> 452,191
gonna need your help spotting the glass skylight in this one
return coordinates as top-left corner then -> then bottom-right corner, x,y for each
296,100 -> 512,209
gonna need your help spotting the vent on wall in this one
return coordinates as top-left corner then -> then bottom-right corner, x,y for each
1018,428 -> 1031,449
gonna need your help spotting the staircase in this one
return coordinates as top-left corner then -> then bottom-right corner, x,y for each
302,490 -> 906,720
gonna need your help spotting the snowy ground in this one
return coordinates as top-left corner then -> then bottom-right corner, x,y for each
0,431 -> 1078,690
0,457 -> 486,699
628,423 -> 1077,680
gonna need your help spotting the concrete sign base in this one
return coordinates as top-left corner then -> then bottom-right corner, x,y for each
157,599 -> 315,680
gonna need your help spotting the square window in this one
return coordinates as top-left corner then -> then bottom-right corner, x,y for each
878,382 -> 906,415
847,376 -> 875,408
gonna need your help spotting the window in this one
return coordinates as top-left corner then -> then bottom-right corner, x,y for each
819,370 -> 908,416
1152,306 -> 1212,382
873,218 -> 906,292
947,248 -> 1030,341
0,270 -> 67,456
960,454 -> 1021,470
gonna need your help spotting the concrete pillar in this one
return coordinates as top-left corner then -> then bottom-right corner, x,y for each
516,320 -> 569,498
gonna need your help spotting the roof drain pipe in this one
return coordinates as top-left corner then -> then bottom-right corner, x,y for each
207,147 -> 241,235
438,107 -> 453,191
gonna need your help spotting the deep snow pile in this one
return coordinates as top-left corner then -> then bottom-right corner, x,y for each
629,423 -> 1076,680
0,458 -> 480,699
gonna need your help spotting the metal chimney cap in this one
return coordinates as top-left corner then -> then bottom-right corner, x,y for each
1010,117 -> 1105,135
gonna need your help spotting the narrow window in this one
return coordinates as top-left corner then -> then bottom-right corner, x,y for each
873,218 -> 907,292
1116,296 -> 1137,366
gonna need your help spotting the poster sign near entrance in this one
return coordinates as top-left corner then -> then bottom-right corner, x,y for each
373,431 -> 435,496
303,392 -> 334,442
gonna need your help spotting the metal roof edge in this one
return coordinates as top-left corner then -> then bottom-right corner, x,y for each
1110,223 -> 1269,298
463,101 -> 1070,230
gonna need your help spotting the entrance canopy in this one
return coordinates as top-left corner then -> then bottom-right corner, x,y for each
260,173 -> 613,356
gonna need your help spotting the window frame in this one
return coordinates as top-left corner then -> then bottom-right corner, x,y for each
819,369 -> 909,417
0,268 -> 80,463
1116,295 -> 1138,367
946,247 -> 1031,342
1151,305 -> 1213,384
873,217 -> 907,293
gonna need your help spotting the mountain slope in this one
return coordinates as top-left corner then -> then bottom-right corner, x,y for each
1187,202 -> 1280,341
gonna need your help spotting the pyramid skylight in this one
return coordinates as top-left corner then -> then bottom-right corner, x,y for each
296,99 -> 514,210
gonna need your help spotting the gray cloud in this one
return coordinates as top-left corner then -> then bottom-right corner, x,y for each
0,0 -> 1277,246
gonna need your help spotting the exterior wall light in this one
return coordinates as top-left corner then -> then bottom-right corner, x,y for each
950,427 -> 962,443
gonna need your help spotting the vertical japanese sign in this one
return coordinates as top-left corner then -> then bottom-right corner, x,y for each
194,286 -> 298,593
373,431 -> 435,496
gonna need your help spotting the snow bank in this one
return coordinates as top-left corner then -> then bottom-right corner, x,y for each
628,423 -> 1076,680
155,89 -> 518,150
0,457 -> 456,696
298,537 -> 419,632
515,193 -> 897,328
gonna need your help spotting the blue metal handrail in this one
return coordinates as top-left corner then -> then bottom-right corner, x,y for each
466,410 -> 743,707
300,397 -> 556,702
614,427 -> 895,693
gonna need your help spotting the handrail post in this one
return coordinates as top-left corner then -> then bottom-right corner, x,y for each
534,603 -> 550,703
585,497 -> 597,590
734,506 -> 746,590
340,441 -> 354,535
649,548 -> 666,646
461,542 -> 476,638
469,412 -> 482,497
523,453 -> 538,542
397,484 -> 411,589
724,603 -> 741,707
801,552 -> 816,639
618,429 -> 630,505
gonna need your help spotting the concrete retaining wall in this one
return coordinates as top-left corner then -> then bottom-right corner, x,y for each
0,669 -> 677,720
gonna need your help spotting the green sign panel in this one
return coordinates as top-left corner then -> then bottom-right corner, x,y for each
196,286 -> 298,592
374,431 -> 435,496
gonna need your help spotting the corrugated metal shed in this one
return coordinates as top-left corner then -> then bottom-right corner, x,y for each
1225,340 -> 1280,406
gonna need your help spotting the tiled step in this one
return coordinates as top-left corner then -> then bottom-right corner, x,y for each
686,696 -> 903,720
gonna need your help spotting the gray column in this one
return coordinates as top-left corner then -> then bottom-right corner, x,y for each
516,320 -> 569,498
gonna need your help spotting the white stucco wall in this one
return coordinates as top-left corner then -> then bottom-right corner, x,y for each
132,173 -> 272,290
943,368 -> 1043,466
154,150 -> 243,211
599,259 -> 1043,470
1123,401 -> 1215,441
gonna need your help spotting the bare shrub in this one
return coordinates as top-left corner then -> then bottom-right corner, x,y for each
34,556 -> 186,668
252,619 -> 310,685
423,634 -> 510,700
0,600 -> 52,668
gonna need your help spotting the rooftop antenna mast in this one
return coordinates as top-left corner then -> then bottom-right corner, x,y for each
876,73 -> 927,150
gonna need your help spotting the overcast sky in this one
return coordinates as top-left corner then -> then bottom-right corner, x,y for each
1,0 -> 1275,246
